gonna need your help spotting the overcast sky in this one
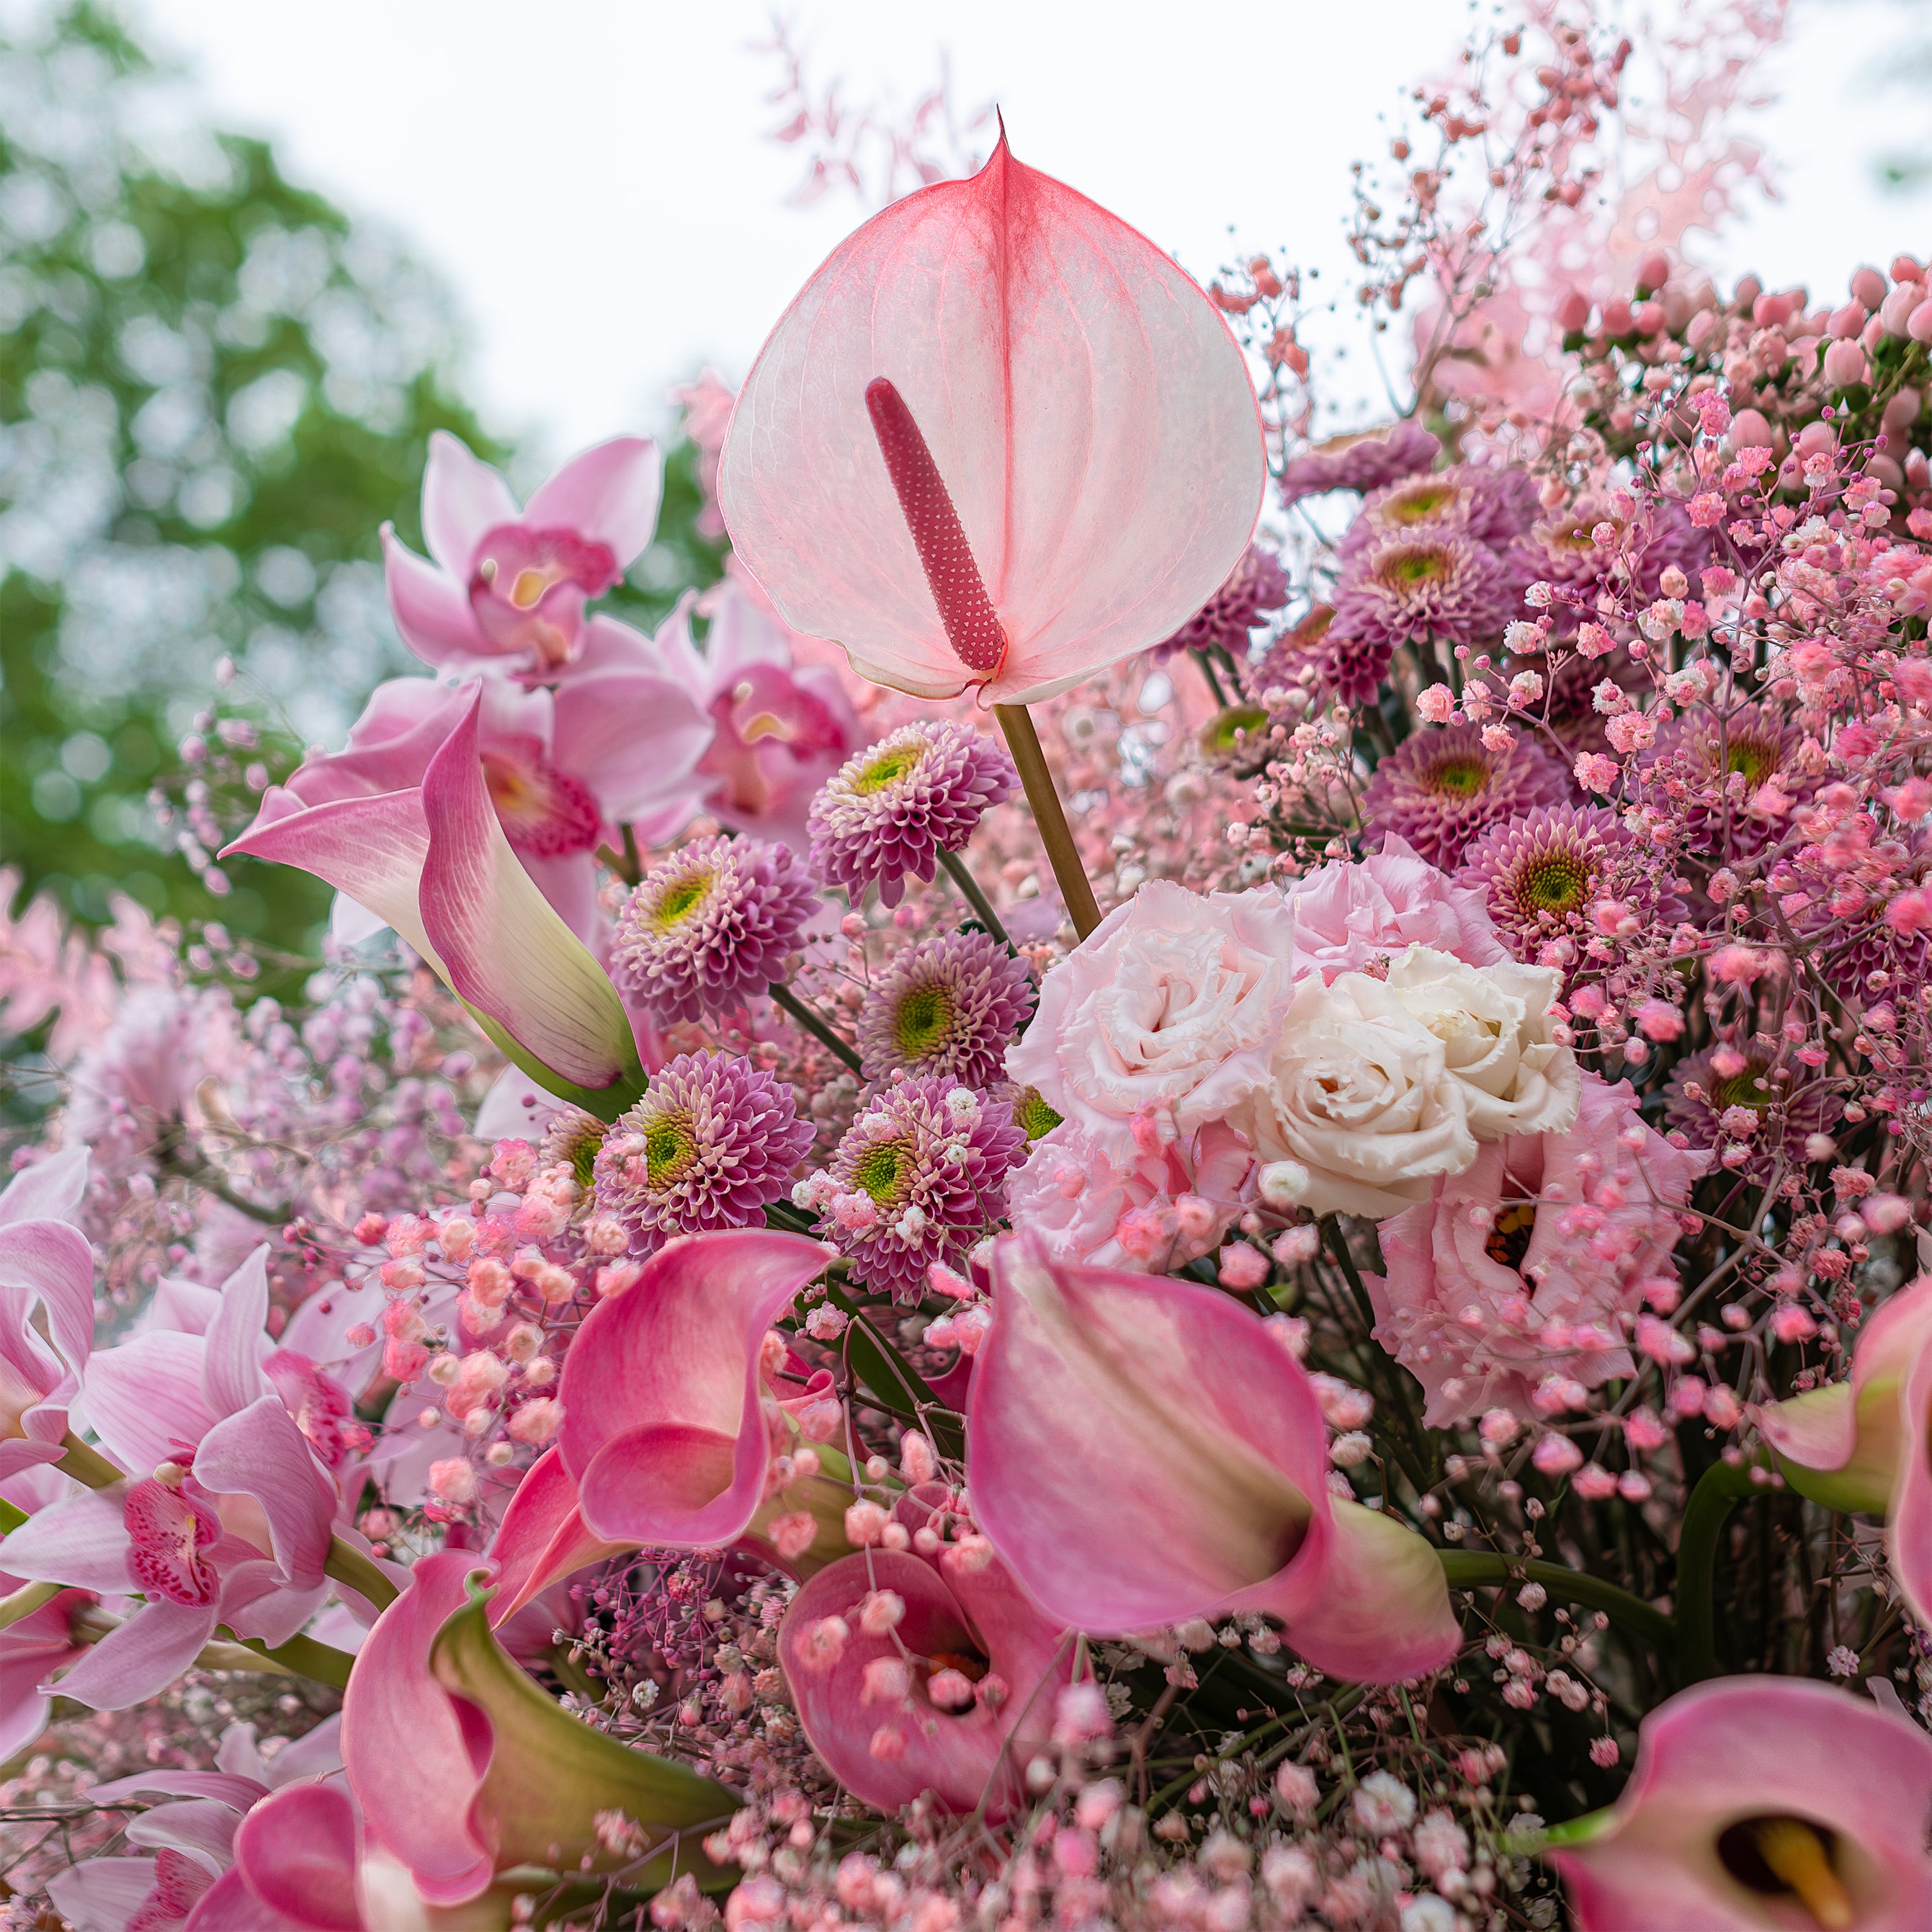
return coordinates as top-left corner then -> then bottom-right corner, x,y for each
109,0 -> 1932,459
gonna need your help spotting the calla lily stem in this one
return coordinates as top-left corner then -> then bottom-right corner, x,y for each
993,705 -> 1102,940
936,847 -> 1011,947
1438,1550 -> 1678,1657
769,983 -> 863,1074
1676,1457 -> 1764,1681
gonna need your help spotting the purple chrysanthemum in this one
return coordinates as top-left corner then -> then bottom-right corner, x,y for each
609,836 -> 818,1024
1253,606 -> 1394,711
592,1050 -> 814,1250
1329,531 -> 1519,651
796,1075 -> 1024,1302
538,1105 -> 609,1188
1510,496 -> 1709,636
1664,1043 -> 1834,1181
1278,421 -> 1441,505
1780,827 -> 1932,1001
1338,463 -> 1539,558
807,722 -> 1016,909
1457,805 -> 1684,972
856,930 -> 1036,1087
1360,724 -> 1573,870
1639,702 -> 1812,864
1153,543 -> 1292,658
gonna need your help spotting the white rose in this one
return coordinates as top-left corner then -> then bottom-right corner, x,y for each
1382,947 -> 1579,1141
1220,970 -> 1478,1219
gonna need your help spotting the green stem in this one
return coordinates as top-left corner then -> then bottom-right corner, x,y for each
1437,1551 -> 1678,1658
936,848 -> 1011,947
993,704 -> 1102,941
324,1537 -> 401,1611
1676,1458 -> 1762,1681
1194,649 -> 1230,709
58,1434 -> 125,1490
0,1579 -> 62,1633
768,983 -> 863,1075
1320,1217 -> 1380,1337
236,1631 -> 357,1690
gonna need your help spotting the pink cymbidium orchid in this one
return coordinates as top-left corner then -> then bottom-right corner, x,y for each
269,638 -> 711,940
0,1145 -> 95,1481
719,132 -> 1265,706
486,1230 -> 846,1622
223,690 -> 646,1119
966,1236 -> 1460,1683
779,1492 -> 1070,1819
382,431 -> 662,676
342,1552 -> 735,1907
0,1248 -> 341,1709
1756,1271 -> 1932,1628
1544,1676 -> 1932,1931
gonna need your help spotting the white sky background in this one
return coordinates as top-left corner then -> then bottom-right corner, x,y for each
113,0 -> 1932,464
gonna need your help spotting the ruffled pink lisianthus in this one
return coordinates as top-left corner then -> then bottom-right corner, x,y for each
1284,834 -> 1506,980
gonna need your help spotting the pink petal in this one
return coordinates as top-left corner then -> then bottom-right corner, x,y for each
232,1782 -> 362,1931
81,1331 -> 220,1478
380,525 -> 488,666
720,133 -> 1264,706
89,1768 -> 268,1809
0,1146 -> 88,1227
45,1857 -> 164,1932
550,666 -> 713,823
523,436 -> 662,565
420,430 -> 519,576
485,1446 -> 628,1626
341,1549 -> 496,1906
50,1598 -> 218,1710
123,1795 -> 241,1865
0,1485 -> 135,1594
199,1247 -> 271,1421
195,1397 -> 336,1591
510,850 -> 600,947
283,679 -> 468,807
0,1216 -> 96,1429
1892,1333 -> 1932,1631
562,1230 -> 836,1549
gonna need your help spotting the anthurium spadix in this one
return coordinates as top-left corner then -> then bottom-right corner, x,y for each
718,131 -> 1266,707
223,692 -> 645,1120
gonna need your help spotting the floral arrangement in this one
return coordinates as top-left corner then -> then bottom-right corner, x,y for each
7,4 -> 1932,1929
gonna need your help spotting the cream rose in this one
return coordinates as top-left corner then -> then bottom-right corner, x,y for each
1220,969 -> 1479,1219
1006,880 -> 1298,1160
1382,947 -> 1579,1142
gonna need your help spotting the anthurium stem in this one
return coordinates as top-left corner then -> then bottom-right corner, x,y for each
1676,1457 -> 1763,1681
936,848 -> 1011,947
769,983 -> 863,1074
1438,1551 -> 1677,1657
993,704 -> 1102,940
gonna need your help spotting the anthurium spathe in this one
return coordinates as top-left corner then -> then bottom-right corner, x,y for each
341,1552 -> 736,1907
966,1235 -> 1461,1683
1544,1677 -> 1932,1931
223,691 -> 646,1119
718,132 -> 1264,706
383,431 -> 662,676
1755,1271 -> 1932,1627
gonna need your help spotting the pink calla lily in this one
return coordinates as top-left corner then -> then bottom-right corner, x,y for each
0,1146 -> 96,1480
1546,1676 -> 1932,1931
223,691 -> 646,1119
719,132 -> 1264,706
382,431 -> 661,676
1756,1271 -> 1932,1629
488,1230 -> 846,1620
779,1513 -> 1070,1819
966,1235 -> 1461,1683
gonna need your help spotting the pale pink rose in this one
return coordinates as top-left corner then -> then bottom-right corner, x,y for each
1365,1072 -> 1712,1427
1285,835 -> 1504,980
1006,1118 -> 1255,1273
1006,881 -> 1297,1161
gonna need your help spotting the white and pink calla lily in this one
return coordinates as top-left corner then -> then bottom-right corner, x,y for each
966,1235 -> 1461,1683
719,131 -> 1264,706
223,689 -> 646,1119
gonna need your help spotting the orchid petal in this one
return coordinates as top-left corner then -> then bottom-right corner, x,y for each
720,133 -> 1264,706
200,1248 -> 271,1421
232,1782 -> 362,1931
89,1768 -> 268,1809
45,1857 -> 161,1932
195,1397 -> 336,1591
417,694 -> 645,1113
523,436 -> 662,565
0,1146 -> 88,1227
81,1331 -> 219,1478
380,525 -> 489,666
421,430 -> 519,576
123,1796 -> 241,1865
0,1485 -> 135,1594
550,667 -> 712,823
562,1230 -> 836,1549
50,1598 -> 218,1710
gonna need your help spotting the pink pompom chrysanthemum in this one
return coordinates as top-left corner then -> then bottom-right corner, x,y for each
1153,542 -> 1291,658
1330,530 -> 1520,653
856,929 -> 1036,1088
1360,724 -> 1572,869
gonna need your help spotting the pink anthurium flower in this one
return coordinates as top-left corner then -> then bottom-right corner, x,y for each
966,1235 -> 1461,1683
222,689 -> 647,1119
382,431 -> 661,676
1755,1271 -> 1932,1629
779,1494 -> 1070,1819
1544,1676 -> 1932,1931
0,1248 -> 341,1709
267,640 -> 711,940
0,1145 -> 96,1480
487,1229 -> 848,1620
341,1551 -> 735,1907
719,131 -> 1264,706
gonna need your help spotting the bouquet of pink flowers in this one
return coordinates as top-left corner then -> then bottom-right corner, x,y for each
6,5 -> 1932,1928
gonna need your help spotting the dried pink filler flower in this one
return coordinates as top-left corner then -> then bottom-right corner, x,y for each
1330,529 -> 1521,653
609,834 -> 818,1024
591,1051 -> 813,1250
1640,701 -> 1812,862
1152,542 -> 1291,657
795,1077 -> 1024,1301
1663,1042 -> 1835,1180
1361,724 -> 1571,869
807,721 -> 1016,909
855,929 -> 1035,1087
